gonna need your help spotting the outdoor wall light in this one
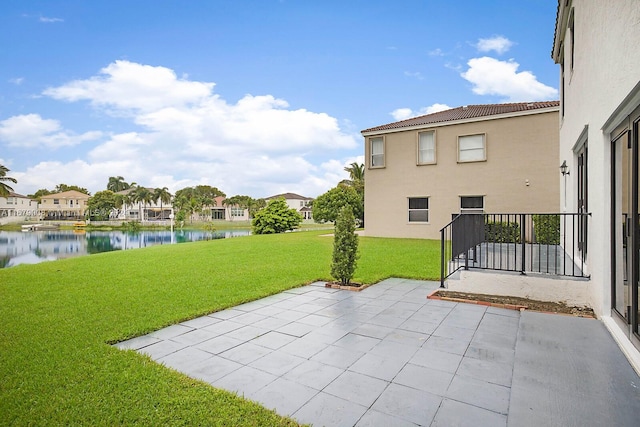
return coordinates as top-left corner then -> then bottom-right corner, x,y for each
560,160 -> 570,176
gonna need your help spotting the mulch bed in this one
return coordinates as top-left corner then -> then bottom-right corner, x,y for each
429,290 -> 595,318
324,281 -> 373,292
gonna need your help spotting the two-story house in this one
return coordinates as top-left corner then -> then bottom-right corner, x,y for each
39,190 -> 89,220
265,193 -> 314,220
552,0 -> 640,367
0,192 -> 38,224
362,102 -> 560,240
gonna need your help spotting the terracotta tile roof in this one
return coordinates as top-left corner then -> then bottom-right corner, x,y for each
361,101 -> 560,134
265,192 -> 313,200
552,0 -> 561,59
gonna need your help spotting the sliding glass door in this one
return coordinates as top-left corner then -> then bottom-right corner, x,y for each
611,107 -> 640,348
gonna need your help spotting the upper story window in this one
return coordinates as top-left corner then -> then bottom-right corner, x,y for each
460,196 -> 484,213
408,197 -> 429,223
53,199 -> 60,205
569,8 -> 575,72
370,137 -> 385,168
458,134 -> 486,162
7,197 -> 15,205
417,131 -> 436,165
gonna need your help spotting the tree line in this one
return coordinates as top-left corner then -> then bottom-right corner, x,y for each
1,162 -> 365,233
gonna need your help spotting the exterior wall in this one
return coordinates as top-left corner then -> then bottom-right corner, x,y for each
555,0 -> 640,318
0,195 -> 39,224
265,195 -> 313,219
39,191 -> 89,219
119,200 -> 174,221
449,270 -> 592,308
364,110 -> 560,240
278,198 -> 311,212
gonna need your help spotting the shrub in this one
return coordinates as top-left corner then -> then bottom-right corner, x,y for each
122,221 -> 141,232
252,198 -> 302,234
331,206 -> 359,284
533,214 -> 560,244
485,220 -> 520,243
312,185 -> 363,225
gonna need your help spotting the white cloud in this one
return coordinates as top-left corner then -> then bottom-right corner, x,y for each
390,103 -> 452,121
476,36 -> 514,55
9,77 -> 24,85
429,48 -> 444,57
43,60 -> 215,113
461,57 -> 558,102
39,16 -> 64,23
14,160 -> 103,193
0,114 -> 102,148
11,60 -> 362,198
404,71 -> 424,80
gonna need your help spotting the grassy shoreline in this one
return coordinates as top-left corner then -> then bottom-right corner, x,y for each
0,231 -> 439,425
0,220 -> 333,232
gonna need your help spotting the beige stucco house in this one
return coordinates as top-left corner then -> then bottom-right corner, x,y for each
39,190 -> 89,220
265,192 -> 313,220
0,192 -> 38,224
361,102 -> 560,240
553,0 -> 640,367
114,188 -> 173,221
211,196 -> 250,222
114,190 -> 250,222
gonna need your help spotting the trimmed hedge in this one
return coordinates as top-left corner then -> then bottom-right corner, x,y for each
533,214 -> 560,244
485,221 -> 521,243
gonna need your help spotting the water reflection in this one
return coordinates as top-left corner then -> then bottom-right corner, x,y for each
0,229 -> 250,268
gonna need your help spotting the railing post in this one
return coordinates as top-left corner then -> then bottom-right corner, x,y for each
440,228 -> 445,288
520,213 -> 526,275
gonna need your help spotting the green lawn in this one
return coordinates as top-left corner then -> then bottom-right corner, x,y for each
0,231 -> 440,426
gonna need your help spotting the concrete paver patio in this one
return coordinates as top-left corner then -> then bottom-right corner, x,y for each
116,278 -> 640,426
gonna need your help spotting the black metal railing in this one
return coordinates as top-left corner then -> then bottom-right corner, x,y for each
440,213 -> 590,287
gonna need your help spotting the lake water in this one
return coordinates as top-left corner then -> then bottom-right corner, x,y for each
0,229 -> 251,268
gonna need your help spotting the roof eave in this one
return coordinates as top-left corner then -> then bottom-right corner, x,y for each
552,0 -> 570,63
361,105 -> 560,137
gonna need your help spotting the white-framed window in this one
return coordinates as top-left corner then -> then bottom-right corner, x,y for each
458,134 -> 486,162
7,197 -> 15,205
460,196 -> 484,213
370,137 -> 385,168
53,199 -> 60,205
408,197 -> 429,222
417,131 -> 436,165
231,207 -> 244,217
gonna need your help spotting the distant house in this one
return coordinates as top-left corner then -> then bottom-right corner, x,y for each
552,0 -> 640,365
0,192 -> 38,224
39,190 -> 89,220
115,188 -> 173,222
361,102 -> 560,239
265,192 -> 314,220
210,196 -> 250,222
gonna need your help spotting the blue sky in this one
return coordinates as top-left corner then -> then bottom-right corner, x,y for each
0,0 -> 559,198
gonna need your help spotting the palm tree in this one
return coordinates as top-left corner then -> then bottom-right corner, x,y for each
153,187 -> 172,220
341,162 -> 365,194
130,186 -> 154,222
0,165 -> 18,197
341,162 -> 365,227
344,162 -> 365,182
106,176 -> 131,193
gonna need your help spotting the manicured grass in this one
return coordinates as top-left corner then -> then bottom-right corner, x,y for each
0,231 -> 440,426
